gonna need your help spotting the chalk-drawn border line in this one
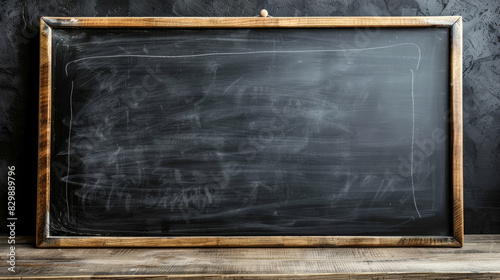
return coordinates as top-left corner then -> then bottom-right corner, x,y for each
62,43 -> 422,225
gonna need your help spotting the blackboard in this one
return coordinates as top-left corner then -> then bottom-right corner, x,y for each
38,16 -> 463,247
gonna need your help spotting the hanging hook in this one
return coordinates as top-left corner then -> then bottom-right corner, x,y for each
259,9 -> 272,17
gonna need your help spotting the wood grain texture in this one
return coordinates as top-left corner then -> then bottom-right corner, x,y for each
1,235 -> 498,279
37,19 -> 52,248
37,16 -> 464,248
41,16 -> 461,28
1,274 -> 499,280
37,236 -> 461,248
450,17 -> 464,247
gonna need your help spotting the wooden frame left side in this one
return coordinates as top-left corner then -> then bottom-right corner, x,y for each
37,18 -> 52,247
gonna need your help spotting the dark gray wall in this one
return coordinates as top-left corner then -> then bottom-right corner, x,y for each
0,0 -> 498,234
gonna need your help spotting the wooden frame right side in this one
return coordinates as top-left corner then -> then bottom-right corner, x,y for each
450,17 -> 463,246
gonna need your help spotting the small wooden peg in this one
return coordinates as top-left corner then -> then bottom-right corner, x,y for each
260,9 -> 269,18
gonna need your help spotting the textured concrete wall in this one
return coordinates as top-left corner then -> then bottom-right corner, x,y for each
0,0 -> 498,234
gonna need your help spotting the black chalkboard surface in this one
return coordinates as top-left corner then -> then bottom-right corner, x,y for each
38,17 -> 463,247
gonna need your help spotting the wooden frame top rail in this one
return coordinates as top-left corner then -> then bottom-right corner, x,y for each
41,16 -> 461,28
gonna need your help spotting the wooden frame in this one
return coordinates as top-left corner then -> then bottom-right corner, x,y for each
38,16 -> 463,248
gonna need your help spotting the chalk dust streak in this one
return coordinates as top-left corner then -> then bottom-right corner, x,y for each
410,69 -> 421,218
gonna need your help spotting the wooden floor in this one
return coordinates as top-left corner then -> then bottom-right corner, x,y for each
0,235 -> 499,279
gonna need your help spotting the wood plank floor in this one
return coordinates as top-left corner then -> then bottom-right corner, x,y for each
0,235 -> 499,279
